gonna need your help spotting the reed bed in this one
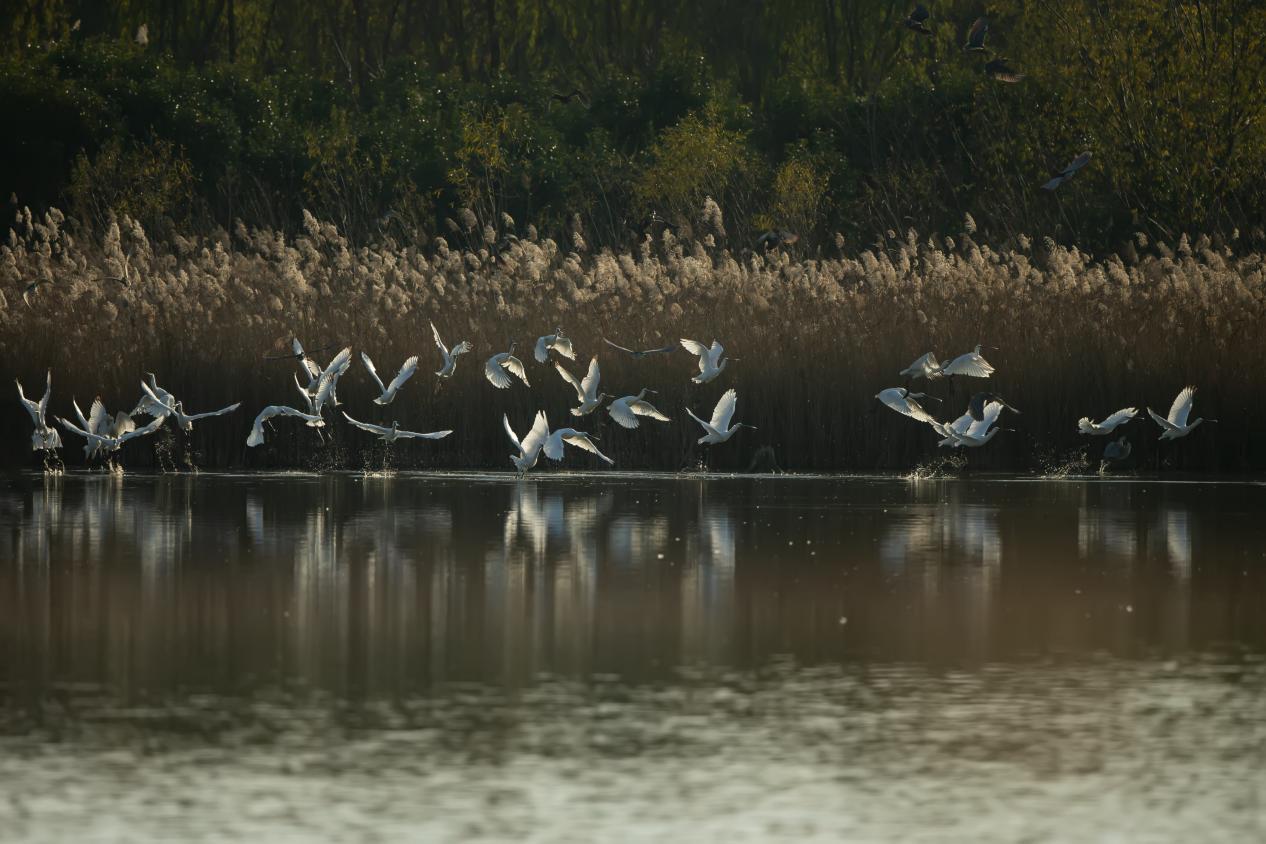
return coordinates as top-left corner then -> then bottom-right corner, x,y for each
3,206 -> 1265,472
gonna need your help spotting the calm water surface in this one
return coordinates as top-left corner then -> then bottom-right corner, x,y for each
1,472 -> 1265,841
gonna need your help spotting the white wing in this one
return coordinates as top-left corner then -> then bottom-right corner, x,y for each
71,398 -> 91,430
608,400 -> 639,429
685,406 -> 713,433
555,361 -> 584,398
949,410 -> 974,436
900,352 -> 940,377
341,412 -> 390,436
138,379 -> 172,417
15,379 -> 40,424
680,338 -> 709,357
1148,407 -> 1179,432
292,337 -> 305,358
38,370 -> 52,418
385,356 -> 419,395
55,414 -> 94,440
944,346 -> 994,377
1100,407 -> 1138,428
486,355 -> 513,388
562,432 -> 613,464
604,338 -> 637,355
323,347 -> 353,381
300,357 -> 321,382
579,357 -> 600,395
118,415 -> 165,443
360,351 -> 387,394
543,429 -> 565,460
112,411 -> 137,438
706,340 -> 725,366
966,402 -> 1003,438
395,428 -> 452,440
502,355 -> 530,386
521,411 -> 551,458
181,402 -> 241,422
630,399 -> 670,422
88,398 -> 109,435
552,335 -> 575,360
710,389 -> 738,431
534,335 -> 551,363
451,340 -> 472,357
1168,386 -> 1196,427
877,388 -> 936,423
431,322 -> 450,356
504,413 -> 523,451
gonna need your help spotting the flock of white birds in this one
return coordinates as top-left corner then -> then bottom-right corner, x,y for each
15,328 -> 1214,473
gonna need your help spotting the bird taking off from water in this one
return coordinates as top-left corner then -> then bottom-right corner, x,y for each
246,405 -> 324,447
1148,386 -> 1215,440
931,401 -> 1008,448
15,370 -> 62,452
137,380 -> 240,431
543,426 -> 613,466
485,342 -> 530,389
1078,407 -> 1138,435
504,410 -> 550,474
534,329 -> 576,363
1042,152 -> 1092,191
608,389 -> 671,429
876,387 -> 940,424
680,338 -> 731,384
341,412 -> 452,444
686,389 -> 755,445
360,352 -> 419,405
555,356 -> 606,416
431,322 -> 473,378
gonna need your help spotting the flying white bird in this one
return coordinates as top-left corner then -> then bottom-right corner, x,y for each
360,351 -> 419,405
875,387 -> 940,424
504,410 -> 550,474
341,412 -> 452,443
686,388 -> 755,445
607,389 -> 671,429
1148,386 -> 1215,441
431,322 -> 473,378
534,329 -> 576,363
555,356 -> 606,415
71,397 -> 139,459
1078,407 -> 1138,435
485,342 -> 530,389
15,370 -> 62,451
131,372 -> 176,417
680,338 -> 731,384
543,426 -> 614,466
246,405 -> 325,447
899,352 -> 945,380
941,344 -> 995,378
298,346 -> 352,406
930,401 -> 1007,448
56,411 -> 165,458
137,381 -> 240,431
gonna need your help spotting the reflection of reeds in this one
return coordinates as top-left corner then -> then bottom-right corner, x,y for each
4,207 -> 1263,471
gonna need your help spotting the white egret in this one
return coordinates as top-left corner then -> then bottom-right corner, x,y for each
686,388 -> 755,445
15,370 -> 62,452
485,342 -> 530,389
360,351 -> 419,405
1148,386 -> 1215,441
899,352 -> 944,381
298,346 -> 352,406
431,322 -> 473,378
608,389 -> 671,429
876,387 -> 940,424
247,405 -> 324,447
341,412 -> 452,443
533,329 -> 576,363
56,412 -> 165,461
603,338 -> 676,359
941,344 -> 995,378
137,380 -> 240,431
555,356 -> 606,416
930,401 -> 1007,448
1078,407 -> 1138,435
680,338 -> 731,384
504,410 -> 550,474
71,397 -> 139,460
543,426 -> 614,466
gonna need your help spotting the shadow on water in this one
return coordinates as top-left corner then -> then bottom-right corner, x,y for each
1,472 -> 1265,839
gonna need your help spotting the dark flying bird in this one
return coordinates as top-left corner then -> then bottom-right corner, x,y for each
1042,152 -> 1093,191
969,391 -> 1021,422
755,230 -> 800,251
1103,435 -> 1132,463
551,89 -> 589,107
965,17 -> 989,51
904,5 -> 932,35
603,338 -> 677,359
984,58 -> 1024,82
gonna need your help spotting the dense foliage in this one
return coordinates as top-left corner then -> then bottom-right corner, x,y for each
3,1 -> 1265,251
